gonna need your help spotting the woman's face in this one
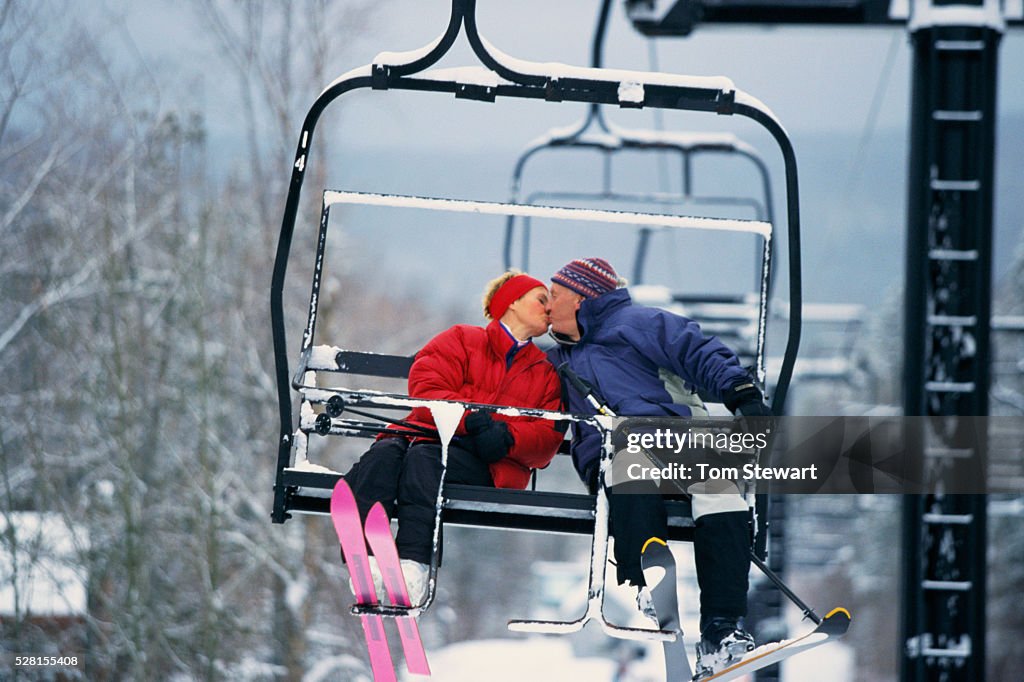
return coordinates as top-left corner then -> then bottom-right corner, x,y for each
506,286 -> 552,338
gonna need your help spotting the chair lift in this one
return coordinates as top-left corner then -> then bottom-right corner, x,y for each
503,113 -> 776,366
269,0 -> 808,643
767,302 -> 869,399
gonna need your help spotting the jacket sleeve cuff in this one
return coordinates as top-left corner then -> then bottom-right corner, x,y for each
723,382 -> 761,412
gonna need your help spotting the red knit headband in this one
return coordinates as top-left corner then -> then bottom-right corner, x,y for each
488,274 -> 546,320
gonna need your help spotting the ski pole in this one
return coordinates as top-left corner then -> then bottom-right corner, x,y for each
324,395 -> 439,437
749,552 -> 822,625
557,363 -> 617,417
557,362 -> 704,497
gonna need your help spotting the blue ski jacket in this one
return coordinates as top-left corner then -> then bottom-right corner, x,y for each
547,288 -> 752,479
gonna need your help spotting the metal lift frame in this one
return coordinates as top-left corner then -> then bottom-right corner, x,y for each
268,0 -> 805,639
502,109 -> 778,381
504,114 -> 775,379
498,1 -> 782,573
502,0 -> 776,292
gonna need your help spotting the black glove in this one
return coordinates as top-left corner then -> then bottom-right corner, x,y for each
724,384 -> 773,455
724,383 -> 771,417
464,411 -> 494,435
462,412 -> 513,463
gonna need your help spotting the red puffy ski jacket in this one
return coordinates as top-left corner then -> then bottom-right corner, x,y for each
395,320 -> 563,489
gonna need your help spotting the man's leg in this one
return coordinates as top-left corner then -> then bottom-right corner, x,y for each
609,479 -> 668,587
691,493 -> 754,674
693,508 -> 751,626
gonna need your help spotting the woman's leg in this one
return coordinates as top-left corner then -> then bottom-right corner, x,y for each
343,437 -> 410,521
395,442 -> 493,563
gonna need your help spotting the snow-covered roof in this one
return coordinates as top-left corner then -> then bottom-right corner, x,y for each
0,512 -> 88,617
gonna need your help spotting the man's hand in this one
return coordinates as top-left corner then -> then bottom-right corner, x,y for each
725,383 -> 771,417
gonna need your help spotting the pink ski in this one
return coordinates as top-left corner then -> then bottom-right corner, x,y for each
364,503 -> 431,676
330,480 -> 396,682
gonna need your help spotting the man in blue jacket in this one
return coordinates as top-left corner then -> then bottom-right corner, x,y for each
546,257 -> 770,678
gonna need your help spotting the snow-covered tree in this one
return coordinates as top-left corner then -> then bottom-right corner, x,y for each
2,1 -> 384,679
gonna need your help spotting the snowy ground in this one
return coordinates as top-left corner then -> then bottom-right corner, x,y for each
407,623 -> 853,682
0,512 -> 87,617
411,638 -> 627,682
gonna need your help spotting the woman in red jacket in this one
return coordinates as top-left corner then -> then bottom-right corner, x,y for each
343,271 -> 564,604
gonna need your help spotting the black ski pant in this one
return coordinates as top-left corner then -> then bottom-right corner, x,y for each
609,481 -> 750,628
344,437 -> 494,564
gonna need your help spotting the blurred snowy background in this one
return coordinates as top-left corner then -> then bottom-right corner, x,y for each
2,1 -> 1022,680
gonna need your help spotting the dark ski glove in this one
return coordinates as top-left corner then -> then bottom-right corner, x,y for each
463,411 -> 514,463
724,383 -> 773,452
464,411 -> 494,435
724,383 -> 771,417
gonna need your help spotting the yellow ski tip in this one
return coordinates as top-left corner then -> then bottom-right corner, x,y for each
641,537 -> 668,554
825,607 -> 852,620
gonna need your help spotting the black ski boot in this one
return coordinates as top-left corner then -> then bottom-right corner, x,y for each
694,617 -> 755,679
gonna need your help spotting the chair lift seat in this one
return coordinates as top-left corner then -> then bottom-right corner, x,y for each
283,348 -> 695,540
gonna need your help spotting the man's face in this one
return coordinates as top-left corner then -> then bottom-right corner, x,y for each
548,282 -> 583,340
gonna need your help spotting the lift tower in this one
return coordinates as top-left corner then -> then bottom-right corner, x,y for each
627,1 -> 1021,681
900,4 -> 1003,680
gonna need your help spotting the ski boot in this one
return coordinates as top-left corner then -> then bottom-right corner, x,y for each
693,617 -> 755,679
347,555 -> 386,600
635,585 -> 658,625
400,559 -> 430,607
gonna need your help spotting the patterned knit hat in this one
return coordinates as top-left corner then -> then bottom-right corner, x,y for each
551,258 -> 619,298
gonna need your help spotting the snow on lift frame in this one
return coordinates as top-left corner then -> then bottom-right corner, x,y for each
269,0 -> 806,635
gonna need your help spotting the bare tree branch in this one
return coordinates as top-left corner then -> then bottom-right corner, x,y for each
0,194 -> 175,355
0,142 -> 65,232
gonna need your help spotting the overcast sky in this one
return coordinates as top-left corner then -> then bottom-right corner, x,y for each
121,0 -> 1024,144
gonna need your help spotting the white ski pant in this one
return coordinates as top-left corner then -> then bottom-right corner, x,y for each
689,491 -> 749,520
